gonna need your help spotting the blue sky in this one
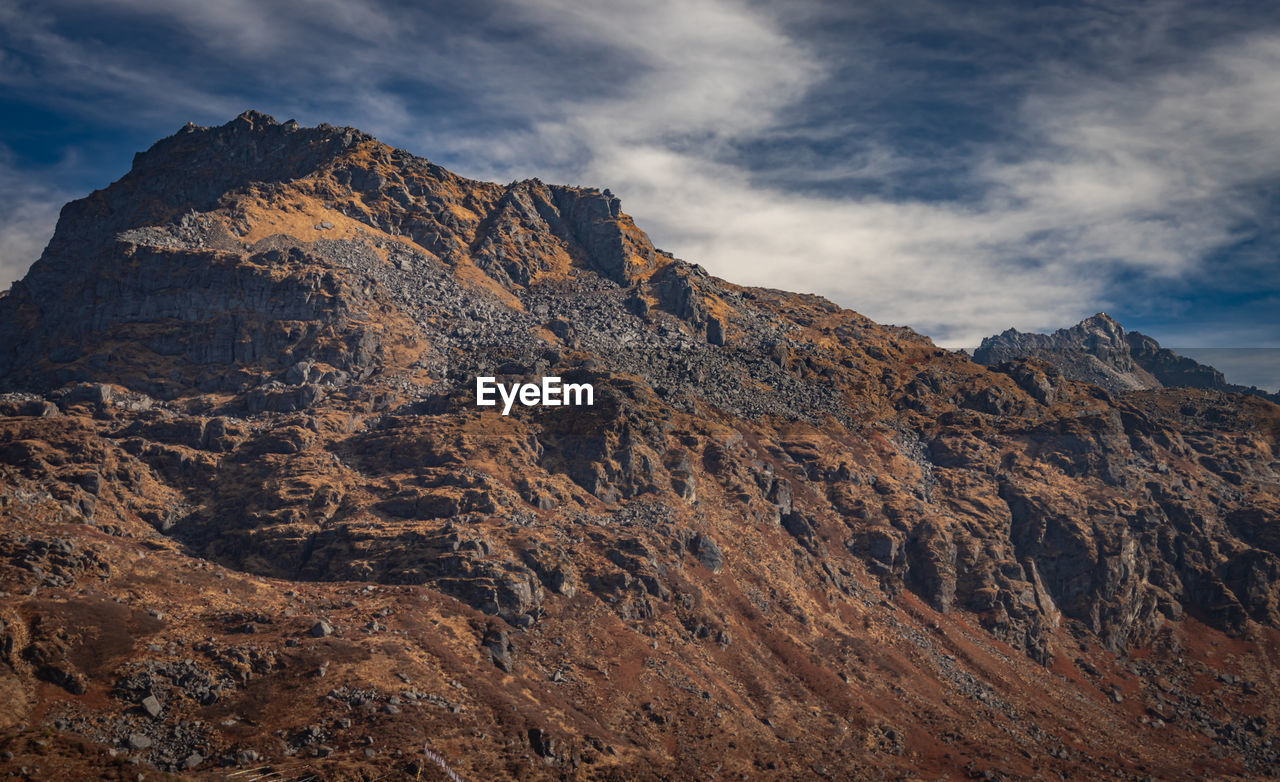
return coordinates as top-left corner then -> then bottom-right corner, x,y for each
2,0 -> 1278,388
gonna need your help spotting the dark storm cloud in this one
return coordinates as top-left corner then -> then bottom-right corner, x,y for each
1,0 -> 1278,387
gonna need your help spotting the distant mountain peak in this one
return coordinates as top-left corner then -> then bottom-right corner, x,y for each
976,313 -> 1278,402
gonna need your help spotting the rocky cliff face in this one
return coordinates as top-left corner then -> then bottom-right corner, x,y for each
1,113 -> 1279,780
975,312 -> 1279,402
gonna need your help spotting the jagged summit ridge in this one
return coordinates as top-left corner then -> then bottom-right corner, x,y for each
41,110 -> 655,282
48,111 -> 372,252
975,312 -> 1278,401
975,311 -> 1155,392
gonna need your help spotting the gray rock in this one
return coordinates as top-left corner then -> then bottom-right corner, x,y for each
707,316 -> 726,346
482,625 -> 515,672
528,727 -> 556,758
689,532 -> 724,573
127,733 -> 152,750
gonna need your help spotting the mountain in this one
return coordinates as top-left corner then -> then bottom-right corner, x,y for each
975,312 -> 1280,402
1,112 -> 1279,780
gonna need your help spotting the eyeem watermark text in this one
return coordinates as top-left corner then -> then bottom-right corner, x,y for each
475,376 -> 594,415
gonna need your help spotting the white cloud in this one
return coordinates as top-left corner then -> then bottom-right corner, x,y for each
0,150 -> 66,286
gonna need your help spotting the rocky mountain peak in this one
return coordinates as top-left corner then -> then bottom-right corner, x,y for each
975,312 -> 1277,401
975,314 -> 1152,392
0,112 -> 663,397
136,109 -> 371,181
1077,311 -> 1123,337
46,112 -> 371,254
1081,311 -> 1119,326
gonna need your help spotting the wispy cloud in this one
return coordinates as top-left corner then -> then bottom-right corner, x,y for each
0,147 -> 68,284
